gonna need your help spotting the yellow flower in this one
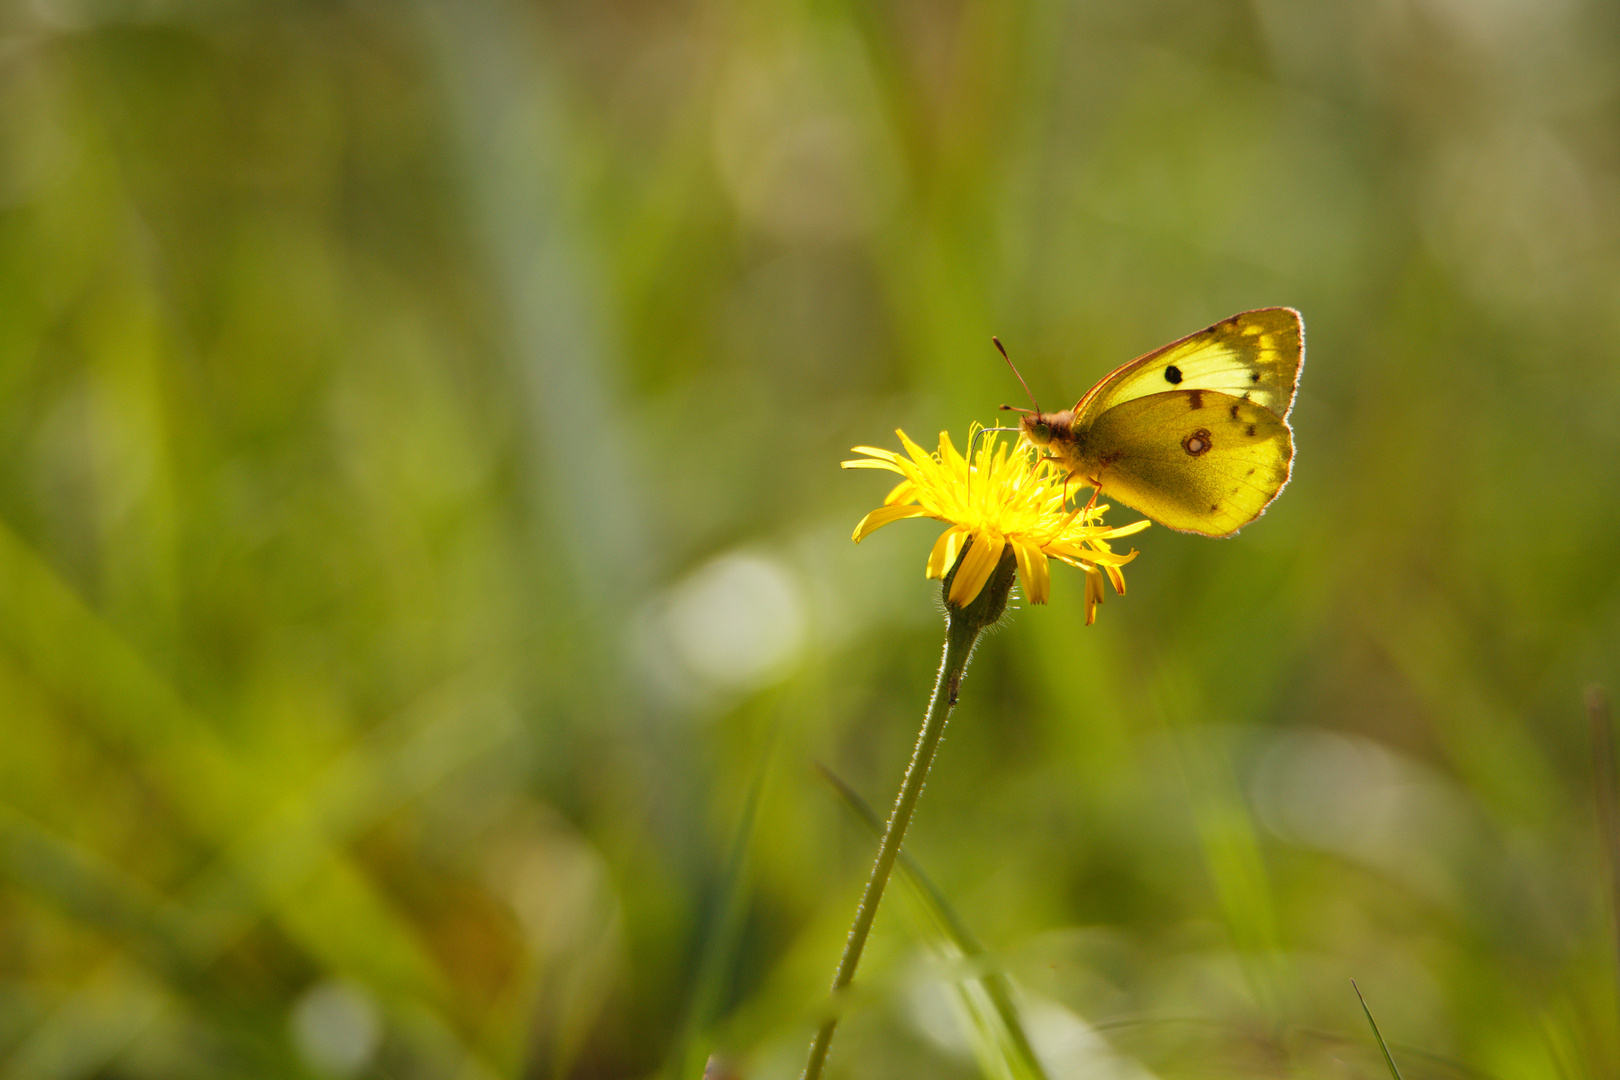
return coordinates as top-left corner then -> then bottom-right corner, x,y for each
843,428 -> 1149,624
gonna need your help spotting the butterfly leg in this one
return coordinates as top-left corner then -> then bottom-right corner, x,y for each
1078,471 -> 1105,517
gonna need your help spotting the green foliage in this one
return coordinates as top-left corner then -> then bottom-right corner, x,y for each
0,1 -> 1617,1077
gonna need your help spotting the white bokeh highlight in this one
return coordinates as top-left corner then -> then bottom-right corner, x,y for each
632,550 -> 808,710
290,980 -> 382,1078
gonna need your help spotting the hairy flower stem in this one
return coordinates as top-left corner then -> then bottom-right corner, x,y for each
801,547 -> 1015,1080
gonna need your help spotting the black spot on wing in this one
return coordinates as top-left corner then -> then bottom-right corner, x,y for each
1165,365 -> 1183,384
1249,371 -> 1261,383
1246,424 -> 1256,437
1229,403 -> 1240,419
1188,389 -> 1204,410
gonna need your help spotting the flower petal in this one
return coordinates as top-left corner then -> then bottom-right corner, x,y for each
852,503 -> 930,542
926,525 -> 969,580
1084,565 -> 1105,625
842,456 -> 904,472
1012,540 -> 1050,605
883,479 -> 917,506
1099,518 -> 1152,539
948,532 -> 1005,606
898,430 -> 935,468
1045,540 -> 1138,566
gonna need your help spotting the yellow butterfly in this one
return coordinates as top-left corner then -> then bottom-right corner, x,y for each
1001,308 -> 1304,537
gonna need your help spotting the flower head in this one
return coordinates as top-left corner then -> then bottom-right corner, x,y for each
843,428 -> 1149,623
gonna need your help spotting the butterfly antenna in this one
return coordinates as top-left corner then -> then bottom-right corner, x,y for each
993,336 -> 1040,414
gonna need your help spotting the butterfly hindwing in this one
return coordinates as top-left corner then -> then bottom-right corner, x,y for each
1080,388 -> 1293,537
1074,307 -> 1303,425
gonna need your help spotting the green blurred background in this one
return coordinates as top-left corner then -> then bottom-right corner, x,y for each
2,0 -> 1618,1077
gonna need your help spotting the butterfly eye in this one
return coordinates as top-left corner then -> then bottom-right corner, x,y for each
1031,421 -> 1050,440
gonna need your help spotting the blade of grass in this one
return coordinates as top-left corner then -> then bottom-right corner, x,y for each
1353,980 -> 1405,1080
816,763 -> 1049,1080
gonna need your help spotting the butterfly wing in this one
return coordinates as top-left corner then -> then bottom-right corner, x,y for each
1080,388 -> 1293,537
1073,308 -> 1304,424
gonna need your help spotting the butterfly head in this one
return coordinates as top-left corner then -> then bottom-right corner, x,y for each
1011,408 -> 1075,449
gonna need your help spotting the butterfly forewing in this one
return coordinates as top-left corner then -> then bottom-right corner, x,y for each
1074,308 -> 1303,425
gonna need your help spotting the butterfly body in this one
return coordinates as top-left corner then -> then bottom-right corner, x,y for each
1018,308 -> 1304,537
